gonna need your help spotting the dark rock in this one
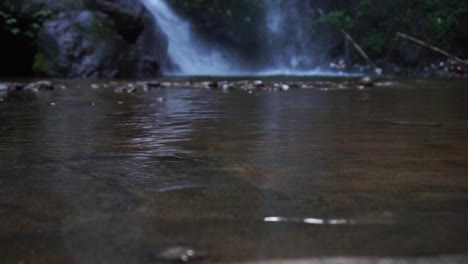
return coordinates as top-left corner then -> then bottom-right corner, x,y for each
36,11 -> 123,78
254,80 -> 265,88
32,1 -> 172,78
145,81 -> 161,88
6,87 -> 38,101
356,76 -> 374,87
6,83 -> 26,92
20,0 -> 85,14
93,0 -> 144,43
208,81 -> 219,89
138,56 -> 161,77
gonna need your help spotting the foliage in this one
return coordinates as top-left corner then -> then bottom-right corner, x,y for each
310,0 -> 468,61
320,11 -> 354,30
0,0 -> 52,40
360,31 -> 391,55
33,52 -> 55,75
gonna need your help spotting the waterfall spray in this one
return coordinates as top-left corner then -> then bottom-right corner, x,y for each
140,0 -> 238,75
142,0 -> 335,76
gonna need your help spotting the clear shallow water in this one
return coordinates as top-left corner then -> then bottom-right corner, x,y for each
0,79 -> 468,263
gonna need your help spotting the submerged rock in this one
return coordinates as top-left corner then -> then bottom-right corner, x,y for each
356,76 -> 374,87
157,246 -> 206,263
0,80 -> 65,101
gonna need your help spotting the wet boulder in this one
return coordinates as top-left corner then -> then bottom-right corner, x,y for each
24,80 -> 55,91
35,11 -> 124,78
5,83 -> 38,101
356,76 -> 375,87
31,0 -> 172,78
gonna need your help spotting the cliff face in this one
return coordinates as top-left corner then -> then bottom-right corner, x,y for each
5,0 -> 172,78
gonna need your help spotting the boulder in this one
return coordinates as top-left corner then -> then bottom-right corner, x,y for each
35,11 -> 123,78
24,80 -> 54,91
93,0 -> 144,43
356,76 -> 375,87
28,0 -> 172,78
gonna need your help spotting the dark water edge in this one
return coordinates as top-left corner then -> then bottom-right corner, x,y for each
1,78 -> 468,263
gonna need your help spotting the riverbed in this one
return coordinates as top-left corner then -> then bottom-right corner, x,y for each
0,79 -> 467,263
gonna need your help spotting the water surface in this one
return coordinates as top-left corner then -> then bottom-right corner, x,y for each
1,79 -> 467,263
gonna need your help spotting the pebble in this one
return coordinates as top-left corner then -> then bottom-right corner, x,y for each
356,76 -> 374,87
157,246 -> 205,263
146,81 -> 161,88
253,80 -> 263,86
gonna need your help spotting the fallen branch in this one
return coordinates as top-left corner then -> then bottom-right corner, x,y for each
340,29 -> 377,69
396,32 -> 467,65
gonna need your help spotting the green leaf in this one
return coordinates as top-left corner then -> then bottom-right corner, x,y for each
24,31 -> 35,39
6,17 -> 16,24
10,28 -> 20,35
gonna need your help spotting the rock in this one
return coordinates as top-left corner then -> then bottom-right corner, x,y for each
93,0 -> 144,43
280,84 -> 290,91
161,82 -> 172,88
36,11 -> 122,78
157,246 -> 206,263
199,81 -> 218,89
219,81 -> 232,91
254,80 -> 265,88
20,0 -> 85,14
146,81 -> 161,88
7,89 -> 38,101
208,81 -> 219,89
33,0 -> 172,78
356,76 -> 374,87
24,80 -> 54,91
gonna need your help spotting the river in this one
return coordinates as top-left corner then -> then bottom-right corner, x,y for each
0,79 -> 467,263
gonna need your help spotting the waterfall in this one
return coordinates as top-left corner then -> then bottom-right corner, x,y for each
140,0 -> 238,75
263,0 -> 319,74
142,0 -> 326,76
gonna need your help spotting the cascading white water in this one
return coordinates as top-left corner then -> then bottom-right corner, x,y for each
262,0 -> 321,74
140,0 -> 237,75
142,0 -> 335,76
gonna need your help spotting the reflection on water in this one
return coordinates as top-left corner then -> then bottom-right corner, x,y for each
0,79 -> 468,263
